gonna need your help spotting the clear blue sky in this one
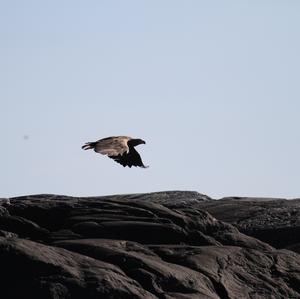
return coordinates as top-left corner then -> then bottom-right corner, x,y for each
1,1 -> 300,198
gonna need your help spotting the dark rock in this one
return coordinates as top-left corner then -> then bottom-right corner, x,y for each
286,243 -> 300,254
0,191 -> 299,298
0,207 -> 8,216
0,237 -> 155,299
0,204 -> 9,216
72,220 -> 187,244
195,197 -> 300,251
0,229 -> 18,238
0,215 -> 49,240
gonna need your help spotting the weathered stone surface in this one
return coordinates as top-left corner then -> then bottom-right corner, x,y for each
0,229 -> 17,238
0,237 -> 155,299
196,197 -> 300,250
0,215 -> 49,239
0,191 -> 299,299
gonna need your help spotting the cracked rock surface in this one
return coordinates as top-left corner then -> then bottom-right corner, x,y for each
0,191 -> 299,299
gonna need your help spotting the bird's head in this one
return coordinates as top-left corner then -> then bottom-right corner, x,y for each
129,138 -> 146,147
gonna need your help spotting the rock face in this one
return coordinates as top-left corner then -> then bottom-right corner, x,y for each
196,196 -> 300,252
0,191 -> 300,299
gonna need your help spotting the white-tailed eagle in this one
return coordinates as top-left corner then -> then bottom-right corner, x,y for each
82,136 -> 148,168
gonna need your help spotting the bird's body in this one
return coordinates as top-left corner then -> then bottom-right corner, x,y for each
82,136 -> 148,168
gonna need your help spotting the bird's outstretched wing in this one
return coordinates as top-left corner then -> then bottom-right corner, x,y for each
93,136 -> 130,156
109,147 -> 148,168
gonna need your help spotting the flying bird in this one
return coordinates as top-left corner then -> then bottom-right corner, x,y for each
82,136 -> 148,168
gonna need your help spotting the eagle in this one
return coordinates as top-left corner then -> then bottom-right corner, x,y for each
82,136 -> 148,168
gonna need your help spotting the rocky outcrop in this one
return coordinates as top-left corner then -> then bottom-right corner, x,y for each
196,196 -> 300,251
0,191 -> 299,299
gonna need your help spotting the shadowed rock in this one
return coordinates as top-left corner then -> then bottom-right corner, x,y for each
0,237 -> 155,299
195,196 -> 300,250
0,191 -> 299,299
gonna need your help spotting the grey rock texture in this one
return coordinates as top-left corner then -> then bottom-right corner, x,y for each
196,196 -> 300,252
0,191 -> 299,299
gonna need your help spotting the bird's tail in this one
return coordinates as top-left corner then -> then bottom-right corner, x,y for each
82,142 -> 97,150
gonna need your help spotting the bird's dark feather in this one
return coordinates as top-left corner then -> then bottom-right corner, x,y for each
109,147 -> 146,168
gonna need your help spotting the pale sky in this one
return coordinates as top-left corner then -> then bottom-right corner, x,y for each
1,1 -> 300,199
